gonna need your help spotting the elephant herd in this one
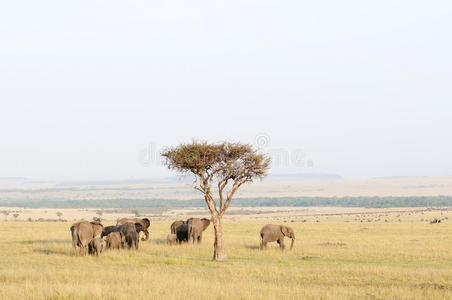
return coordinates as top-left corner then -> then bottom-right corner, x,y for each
167,217 -> 211,245
70,217 -> 150,256
167,218 -> 296,250
70,216 -> 295,256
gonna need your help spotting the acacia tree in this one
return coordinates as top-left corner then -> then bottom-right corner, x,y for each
2,211 -> 9,221
162,141 -> 270,261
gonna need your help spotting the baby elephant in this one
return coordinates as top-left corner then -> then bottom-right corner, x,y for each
106,232 -> 125,250
260,224 -> 295,250
167,234 -> 177,245
89,238 -> 107,256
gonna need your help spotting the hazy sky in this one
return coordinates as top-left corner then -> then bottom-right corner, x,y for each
1,1 -> 451,180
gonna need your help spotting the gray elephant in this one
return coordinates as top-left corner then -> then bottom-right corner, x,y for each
125,230 -> 139,249
101,225 -> 120,238
170,220 -> 186,234
260,224 -> 295,250
176,223 -> 189,243
106,231 -> 125,249
118,222 -> 140,249
187,218 -> 210,244
70,221 -> 103,255
116,218 -> 151,241
89,237 -> 106,255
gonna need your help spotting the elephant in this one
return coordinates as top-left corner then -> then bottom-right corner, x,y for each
117,218 -> 150,241
89,237 -> 106,256
70,221 -> 103,255
176,223 -> 189,243
260,224 -> 295,250
106,232 -> 125,249
101,225 -> 120,238
170,220 -> 186,234
125,230 -> 139,250
100,222 -> 143,238
167,234 -> 177,245
187,218 -> 210,244
117,222 -> 140,249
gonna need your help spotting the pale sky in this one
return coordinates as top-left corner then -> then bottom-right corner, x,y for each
0,1 -> 451,180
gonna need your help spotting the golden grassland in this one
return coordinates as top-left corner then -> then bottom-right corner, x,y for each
1,218 -> 451,299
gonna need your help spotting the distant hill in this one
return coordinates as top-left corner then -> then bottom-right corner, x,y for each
268,173 -> 342,181
56,173 -> 341,186
56,175 -> 195,186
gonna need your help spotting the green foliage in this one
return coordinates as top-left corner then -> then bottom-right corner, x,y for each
1,196 -> 452,209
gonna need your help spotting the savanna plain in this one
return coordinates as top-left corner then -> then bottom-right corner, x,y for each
1,213 -> 451,300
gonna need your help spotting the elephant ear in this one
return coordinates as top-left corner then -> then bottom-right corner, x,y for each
135,223 -> 143,232
280,226 -> 290,236
142,218 -> 150,228
201,218 -> 210,230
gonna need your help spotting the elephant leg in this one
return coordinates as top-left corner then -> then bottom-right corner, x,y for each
279,239 -> 285,250
198,234 -> 202,244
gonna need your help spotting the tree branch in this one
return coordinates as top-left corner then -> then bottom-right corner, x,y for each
193,186 -> 205,194
220,179 -> 249,217
218,178 -> 229,211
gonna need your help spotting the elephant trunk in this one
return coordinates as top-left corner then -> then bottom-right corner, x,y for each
290,237 -> 295,250
142,230 -> 149,241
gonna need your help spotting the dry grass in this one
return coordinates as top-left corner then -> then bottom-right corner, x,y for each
1,219 -> 451,299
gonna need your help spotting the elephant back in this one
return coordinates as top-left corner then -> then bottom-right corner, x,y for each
71,221 -> 95,247
170,220 -> 185,234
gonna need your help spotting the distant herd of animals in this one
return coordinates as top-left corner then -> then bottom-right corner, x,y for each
70,217 -> 296,256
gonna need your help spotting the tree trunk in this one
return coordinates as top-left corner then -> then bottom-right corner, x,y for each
212,215 -> 227,261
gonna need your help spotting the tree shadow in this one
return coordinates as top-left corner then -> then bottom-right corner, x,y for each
19,239 -> 69,245
152,238 -> 192,246
33,248 -> 69,255
244,245 -> 260,250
